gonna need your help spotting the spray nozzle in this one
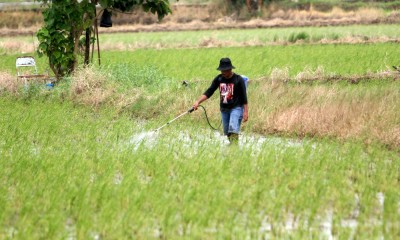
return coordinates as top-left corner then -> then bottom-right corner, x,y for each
188,107 -> 195,113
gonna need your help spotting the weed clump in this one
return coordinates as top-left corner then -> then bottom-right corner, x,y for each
0,71 -> 23,95
70,66 -> 115,107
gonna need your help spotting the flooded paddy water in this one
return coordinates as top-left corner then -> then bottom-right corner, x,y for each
129,128 -> 305,154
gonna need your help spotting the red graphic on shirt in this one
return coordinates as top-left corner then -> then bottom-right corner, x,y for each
220,83 -> 234,104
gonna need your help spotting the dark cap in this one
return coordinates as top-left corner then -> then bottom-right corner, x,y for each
217,58 -> 235,71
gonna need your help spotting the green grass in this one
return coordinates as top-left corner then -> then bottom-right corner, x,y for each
0,97 -> 399,239
2,24 -> 400,54
97,24 -> 400,47
99,42 -> 400,80
2,26 -> 399,88
3,39 -> 399,81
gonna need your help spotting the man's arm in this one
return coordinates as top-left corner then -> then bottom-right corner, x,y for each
193,77 -> 219,110
239,75 -> 248,122
193,95 -> 208,110
243,103 -> 248,122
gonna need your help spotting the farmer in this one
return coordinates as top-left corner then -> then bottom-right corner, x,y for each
193,57 -> 248,143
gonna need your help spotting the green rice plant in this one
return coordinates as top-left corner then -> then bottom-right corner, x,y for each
2,24 -> 400,54
95,24 -> 400,49
0,97 -> 399,239
99,42 -> 400,80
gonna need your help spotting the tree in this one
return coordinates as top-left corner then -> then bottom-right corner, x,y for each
36,0 -> 172,80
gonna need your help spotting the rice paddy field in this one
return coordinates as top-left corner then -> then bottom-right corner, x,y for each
0,24 -> 399,239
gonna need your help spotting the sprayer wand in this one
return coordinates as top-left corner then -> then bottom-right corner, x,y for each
153,107 -> 195,132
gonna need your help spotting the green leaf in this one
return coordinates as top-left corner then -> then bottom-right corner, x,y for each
99,0 -> 110,8
142,3 -> 150,11
38,42 -> 48,52
53,51 -> 61,59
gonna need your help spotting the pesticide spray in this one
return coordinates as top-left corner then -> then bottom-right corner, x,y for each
130,107 -> 196,149
129,105 -> 271,150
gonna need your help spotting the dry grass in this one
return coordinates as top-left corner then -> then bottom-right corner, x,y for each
294,66 -> 326,83
0,71 -> 23,95
250,69 -> 400,149
0,26 -> 39,37
2,34 -> 399,53
70,67 -> 116,108
0,6 -> 398,36
269,67 -> 290,84
69,66 -> 144,110
0,10 -> 43,29
265,66 -> 400,84
355,8 -> 385,22
98,6 -> 396,32
270,7 -> 385,22
263,95 -> 399,149
0,40 -> 35,53
266,100 -> 363,138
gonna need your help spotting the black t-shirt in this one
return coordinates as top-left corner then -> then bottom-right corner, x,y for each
203,73 -> 248,111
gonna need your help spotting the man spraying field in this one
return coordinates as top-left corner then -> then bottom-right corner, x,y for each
193,58 -> 248,144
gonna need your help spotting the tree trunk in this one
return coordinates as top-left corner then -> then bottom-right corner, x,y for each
72,29 -> 81,73
84,28 -> 91,65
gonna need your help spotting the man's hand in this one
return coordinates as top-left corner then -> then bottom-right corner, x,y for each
193,95 -> 208,110
193,101 -> 200,111
243,111 -> 248,122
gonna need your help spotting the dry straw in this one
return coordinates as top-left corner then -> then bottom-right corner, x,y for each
70,66 -> 115,107
0,71 -> 23,95
250,66 -> 400,149
69,66 -> 144,110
